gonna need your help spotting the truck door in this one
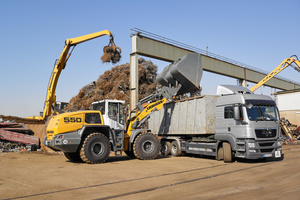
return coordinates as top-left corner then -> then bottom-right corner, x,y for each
223,105 -> 245,137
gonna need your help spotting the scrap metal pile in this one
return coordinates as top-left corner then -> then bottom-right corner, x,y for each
0,118 -> 40,152
281,118 -> 300,144
65,58 -> 158,111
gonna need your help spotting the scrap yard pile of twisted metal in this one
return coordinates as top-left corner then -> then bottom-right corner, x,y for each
0,118 -> 40,152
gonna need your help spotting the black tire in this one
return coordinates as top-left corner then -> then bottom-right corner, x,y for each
170,140 -> 182,157
133,133 -> 160,160
217,146 -> 224,161
124,150 -> 136,159
161,141 -> 171,157
223,142 -> 233,163
80,133 -> 110,164
64,152 -> 82,162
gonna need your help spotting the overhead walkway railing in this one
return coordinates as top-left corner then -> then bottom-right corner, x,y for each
130,27 -> 300,88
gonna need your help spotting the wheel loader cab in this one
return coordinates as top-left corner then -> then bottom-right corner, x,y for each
92,100 -> 125,131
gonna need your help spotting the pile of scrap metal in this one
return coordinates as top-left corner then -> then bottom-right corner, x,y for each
0,118 -> 40,152
280,118 -> 300,144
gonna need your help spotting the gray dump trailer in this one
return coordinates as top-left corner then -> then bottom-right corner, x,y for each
150,53 -> 282,162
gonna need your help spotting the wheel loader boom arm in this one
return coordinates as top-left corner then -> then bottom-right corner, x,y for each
42,30 -> 113,120
250,56 -> 300,92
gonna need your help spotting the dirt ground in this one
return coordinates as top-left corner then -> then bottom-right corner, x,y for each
0,145 -> 300,200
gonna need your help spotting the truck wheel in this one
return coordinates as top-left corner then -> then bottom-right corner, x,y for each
133,133 -> 160,160
217,146 -> 224,161
170,140 -> 182,157
161,141 -> 171,157
80,133 -> 110,164
64,152 -> 82,162
223,142 -> 233,163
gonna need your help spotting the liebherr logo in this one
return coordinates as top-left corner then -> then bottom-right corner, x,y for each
147,100 -> 164,110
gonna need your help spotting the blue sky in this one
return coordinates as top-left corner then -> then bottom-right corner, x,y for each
0,0 -> 299,117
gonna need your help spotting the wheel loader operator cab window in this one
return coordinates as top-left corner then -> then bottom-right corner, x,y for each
85,113 -> 102,124
108,102 -> 125,125
92,102 -> 105,114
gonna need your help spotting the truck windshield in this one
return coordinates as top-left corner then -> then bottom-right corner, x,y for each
246,105 -> 278,121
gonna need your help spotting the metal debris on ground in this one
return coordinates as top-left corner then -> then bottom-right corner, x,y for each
0,118 -> 40,152
280,118 -> 300,144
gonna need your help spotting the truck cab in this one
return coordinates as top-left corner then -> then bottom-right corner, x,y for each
215,85 -> 282,160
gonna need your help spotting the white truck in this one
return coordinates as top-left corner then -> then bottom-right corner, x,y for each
149,85 -> 282,162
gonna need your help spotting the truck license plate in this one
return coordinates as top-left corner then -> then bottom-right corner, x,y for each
264,154 -> 272,158
275,151 -> 281,158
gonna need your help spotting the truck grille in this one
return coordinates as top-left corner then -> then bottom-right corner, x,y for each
257,140 -> 276,153
255,129 -> 276,138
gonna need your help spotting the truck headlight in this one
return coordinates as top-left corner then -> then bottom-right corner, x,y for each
248,143 -> 256,148
277,141 -> 282,146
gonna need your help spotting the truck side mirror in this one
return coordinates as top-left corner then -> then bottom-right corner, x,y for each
234,106 -> 240,121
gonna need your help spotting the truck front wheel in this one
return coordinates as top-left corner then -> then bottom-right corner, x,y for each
80,133 -> 110,164
170,140 -> 182,157
133,133 -> 160,160
217,146 -> 224,161
223,142 -> 233,163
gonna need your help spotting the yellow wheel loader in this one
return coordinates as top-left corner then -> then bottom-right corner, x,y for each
44,53 -> 203,164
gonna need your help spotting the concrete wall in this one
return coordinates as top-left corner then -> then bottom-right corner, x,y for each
276,92 -> 300,111
276,91 -> 300,125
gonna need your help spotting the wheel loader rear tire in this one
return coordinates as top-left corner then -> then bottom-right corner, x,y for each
80,133 -> 110,164
133,133 -> 160,160
124,150 -> 136,159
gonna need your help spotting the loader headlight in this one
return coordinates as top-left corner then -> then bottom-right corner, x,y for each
247,143 -> 256,148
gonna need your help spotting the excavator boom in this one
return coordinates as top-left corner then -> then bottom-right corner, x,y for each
39,30 -> 121,120
250,56 -> 300,92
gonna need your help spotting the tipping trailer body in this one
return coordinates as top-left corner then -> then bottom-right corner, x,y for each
149,95 -> 217,136
149,85 -> 283,161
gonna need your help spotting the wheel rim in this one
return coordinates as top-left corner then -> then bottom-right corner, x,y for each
172,143 -> 177,153
91,142 -> 104,156
162,145 -> 167,153
142,140 -> 154,154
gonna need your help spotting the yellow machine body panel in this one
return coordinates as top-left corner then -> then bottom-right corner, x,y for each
126,98 -> 167,137
46,110 -> 104,140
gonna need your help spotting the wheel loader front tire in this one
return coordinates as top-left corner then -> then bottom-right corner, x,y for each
64,152 -> 82,162
80,133 -> 110,164
133,133 -> 160,160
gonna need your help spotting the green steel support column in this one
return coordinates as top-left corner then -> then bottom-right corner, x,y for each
130,48 -> 139,116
